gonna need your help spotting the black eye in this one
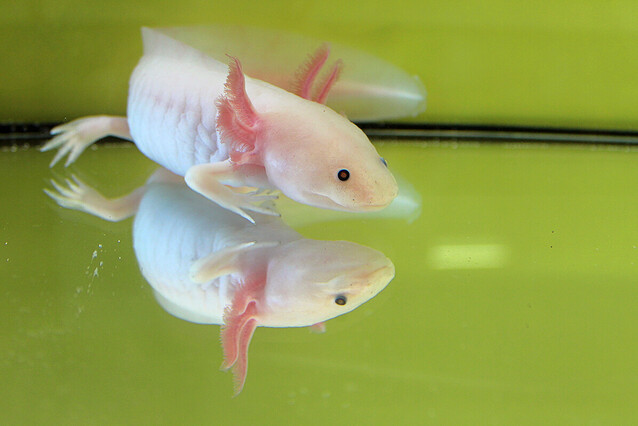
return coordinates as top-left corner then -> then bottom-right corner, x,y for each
337,169 -> 350,181
335,295 -> 347,306
380,157 -> 388,167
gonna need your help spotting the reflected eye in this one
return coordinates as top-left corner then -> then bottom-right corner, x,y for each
337,169 -> 350,181
335,295 -> 347,306
380,157 -> 388,167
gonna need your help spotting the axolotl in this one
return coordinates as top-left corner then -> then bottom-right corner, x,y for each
45,169 -> 395,395
41,27 -> 398,222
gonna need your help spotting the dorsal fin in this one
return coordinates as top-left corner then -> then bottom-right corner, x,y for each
216,56 -> 261,164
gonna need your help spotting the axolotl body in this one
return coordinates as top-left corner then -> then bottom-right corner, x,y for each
42,28 -> 398,222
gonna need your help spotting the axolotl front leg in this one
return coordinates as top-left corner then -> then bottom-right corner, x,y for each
185,160 -> 279,224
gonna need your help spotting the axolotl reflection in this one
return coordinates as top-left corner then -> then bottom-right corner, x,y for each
46,170 -> 394,395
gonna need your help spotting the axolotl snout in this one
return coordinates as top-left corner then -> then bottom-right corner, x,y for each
42,28 -> 398,221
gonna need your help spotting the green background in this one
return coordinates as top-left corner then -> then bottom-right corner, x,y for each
4,0 -> 638,128
3,1 -> 638,424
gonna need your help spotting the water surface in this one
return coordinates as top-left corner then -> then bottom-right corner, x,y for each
2,140 -> 638,424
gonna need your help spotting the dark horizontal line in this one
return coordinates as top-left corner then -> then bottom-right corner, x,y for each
3,121 -> 638,146
357,123 -> 638,145
0,122 -> 56,142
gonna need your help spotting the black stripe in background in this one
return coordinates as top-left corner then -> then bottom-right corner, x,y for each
359,123 -> 638,145
3,122 -> 638,146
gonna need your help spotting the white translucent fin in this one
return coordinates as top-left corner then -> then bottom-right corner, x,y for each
140,27 -> 228,74
149,25 -> 426,122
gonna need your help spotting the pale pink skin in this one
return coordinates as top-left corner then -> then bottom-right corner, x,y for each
42,28 -> 398,223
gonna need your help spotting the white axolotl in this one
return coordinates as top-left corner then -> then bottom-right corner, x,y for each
41,27 -> 398,223
45,169 -> 395,395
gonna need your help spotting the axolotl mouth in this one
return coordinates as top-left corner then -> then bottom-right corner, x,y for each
302,191 -> 393,212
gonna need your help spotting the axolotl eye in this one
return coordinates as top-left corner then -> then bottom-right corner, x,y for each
337,169 -> 350,181
335,295 -> 347,306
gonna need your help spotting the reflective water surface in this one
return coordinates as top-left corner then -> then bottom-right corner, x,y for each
2,140 -> 638,423
45,170 -> 396,395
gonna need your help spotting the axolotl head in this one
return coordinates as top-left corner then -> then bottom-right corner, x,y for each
259,104 -> 399,212
261,239 -> 395,327
216,57 -> 398,212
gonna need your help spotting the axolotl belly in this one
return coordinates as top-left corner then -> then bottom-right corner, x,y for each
42,27 -> 398,222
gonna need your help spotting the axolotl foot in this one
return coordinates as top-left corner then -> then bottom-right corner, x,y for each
41,116 -> 132,167
44,175 -> 142,221
184,162 -> 280,224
